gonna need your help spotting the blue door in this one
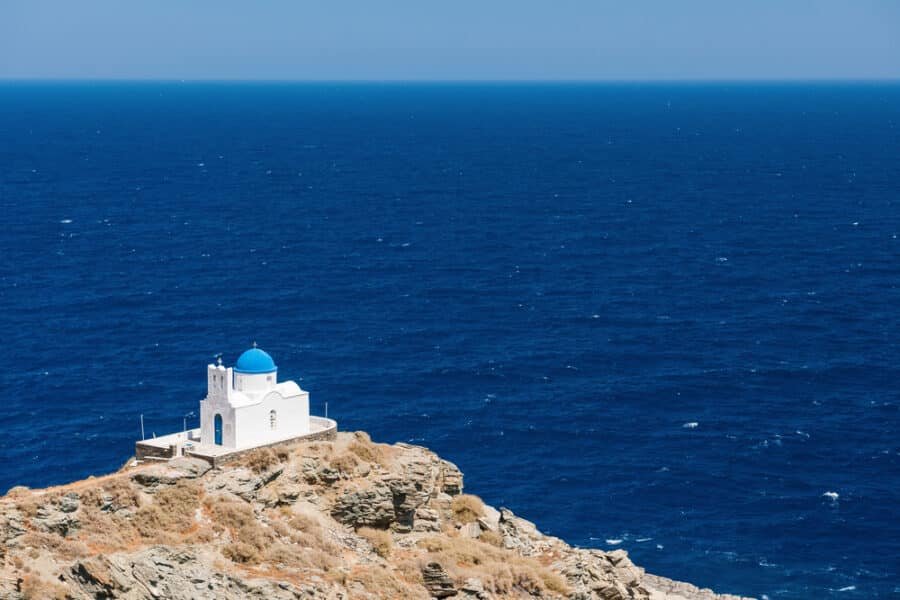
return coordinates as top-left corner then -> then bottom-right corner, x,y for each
214,414 -> 223,445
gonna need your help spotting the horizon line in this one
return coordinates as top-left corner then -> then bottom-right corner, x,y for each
2,77 -> 899,85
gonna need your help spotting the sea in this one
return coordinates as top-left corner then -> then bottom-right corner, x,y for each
1,82 -> 898,599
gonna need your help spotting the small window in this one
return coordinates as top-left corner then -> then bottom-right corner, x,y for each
267,375 -> 273,382
269,409 -> 277,430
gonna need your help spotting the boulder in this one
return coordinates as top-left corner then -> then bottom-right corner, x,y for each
413,507 -> 441,532
477,505 -> 501,532
422,562 -> 457,598
58,492 -> 80,513
205,465 -> 282,501
33,505 -> 79,537
132,457 -> 212,488
459,578 -> 493,600
555,549 -> 650,600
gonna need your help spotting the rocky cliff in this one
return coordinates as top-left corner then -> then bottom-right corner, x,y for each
0,432 -> 752,600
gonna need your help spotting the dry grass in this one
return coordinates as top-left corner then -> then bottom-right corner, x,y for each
243,447 -> 289,473
347,564 -> 429,600
450,494 -> 484,524
80,477 -> 141,512
222,541 -> 260,564
419,535 -> 569,597
286,512 -> 319,534
357,526 -> 392,558
347,432 -> 386,466
478,528 -> 503,547
205,495 -> 274,564
328,452 -> 360,474
241,505 -> 344,573
77,509 -> 137,553
19,532 -> 90,562
19,574 -> 70,600
16,492 -> 52,519
133,480 -> 201,541
75,476 -> 146,551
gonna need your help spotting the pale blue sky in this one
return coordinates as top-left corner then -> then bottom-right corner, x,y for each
1,1 -> 898,80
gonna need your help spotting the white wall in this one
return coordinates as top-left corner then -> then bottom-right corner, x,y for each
200,394 -> 237,447
234,391 -> 310,448
234,371 -> 276,393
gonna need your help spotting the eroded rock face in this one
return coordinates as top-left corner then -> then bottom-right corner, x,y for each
556,549 -> 648,600
204,465 -> 284,501
68,547 -> 320,600
0,432 -> 753,600
331,483 -> 397,528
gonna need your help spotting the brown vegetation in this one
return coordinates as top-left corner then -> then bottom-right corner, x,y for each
479,528 -> 504,547
205,495 -> 272,565
19,574 -> 69,600
347,564 -> 428,600
419,535 -> 569,597
450,493 -> 485,524
19,532 -> 90,562
357,526 -> 392,558
133,479 -> 201,542
243,447 -> 290,473
328,451 -> 360,474
347,432 -> 386,466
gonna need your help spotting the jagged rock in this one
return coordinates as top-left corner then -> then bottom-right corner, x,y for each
556,549 -> 649,600
69,547 -> 308,600
331,483 -> 396,528
460,578 -> 492,600
439,459 -> 463,495
642,574 -> 755,600
1,509 -> 27,544
422,562 -> 457,598
478,505 -> 501,532
386,476 -> 428,532
413,507 -> 441,532
316,465 -> 341,485
133,457 -> 212,488
71,554 -> 134,597
332,463 -> 440,532
205,465 -> 283,501
58,492 -> 80,513
34,505 -> 79,537
258,480 -> 302,507
493,506 -> 560,560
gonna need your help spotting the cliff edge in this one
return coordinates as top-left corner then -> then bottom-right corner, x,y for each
0,432 -> 752,600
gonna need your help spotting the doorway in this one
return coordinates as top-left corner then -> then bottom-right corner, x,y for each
214,414 -> 223,445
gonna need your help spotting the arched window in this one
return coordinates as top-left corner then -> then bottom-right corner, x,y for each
269,409 -> 277,430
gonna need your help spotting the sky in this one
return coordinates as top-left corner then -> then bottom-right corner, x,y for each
1,1 -> 898,81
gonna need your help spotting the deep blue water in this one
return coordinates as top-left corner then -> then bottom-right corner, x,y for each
1,82 -> 899,598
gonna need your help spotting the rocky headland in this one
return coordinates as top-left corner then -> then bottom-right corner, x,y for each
0,432 -> 752,599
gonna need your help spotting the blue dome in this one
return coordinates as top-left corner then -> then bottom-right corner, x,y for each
234,347 -> 277,374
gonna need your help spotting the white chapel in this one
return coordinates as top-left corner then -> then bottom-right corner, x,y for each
199,345 -> 310,449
